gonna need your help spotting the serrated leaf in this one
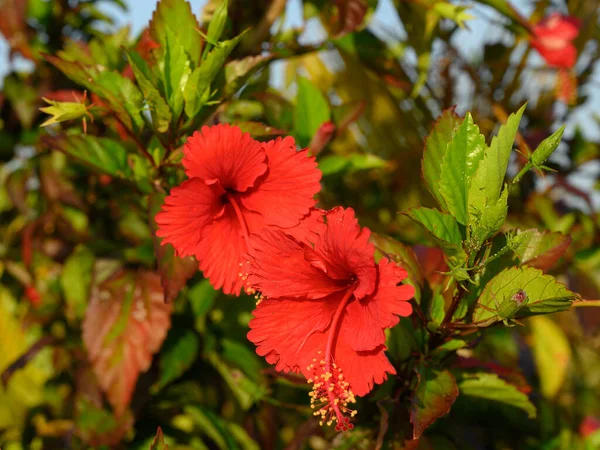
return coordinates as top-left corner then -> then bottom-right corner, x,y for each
410,367 -> 458,438
512,229 -> 571,271
529,316 -> 571,399
294,77 -> 331,148
61,246 -> 95,321
184,34 -> 243,118
125,50 -> 172,133
82,271 -> 172,417
42,134 -> 133,178
149,193 -> 198,302
439,113 -> 486,224
44,55 -> 144,132
150,427 -> 170,450
458,372 -> 536,418
421,108 -> 462,208
405,207 -> 464,258
152,328 -> 199,393
149,0 -> 202,67
473,266 -> 576,323
468,106 -> 525,224
161,27 -> 191,119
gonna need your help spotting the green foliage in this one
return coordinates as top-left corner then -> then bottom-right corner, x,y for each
0,0 -> 598,448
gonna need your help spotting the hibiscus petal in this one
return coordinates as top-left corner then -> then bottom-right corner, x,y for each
343,259 -> 414,352
333,340 -> 396,397
533,43 -> 577,69
155,178 -> 223,258
535,14 -> 581,41
282,208 -> 326,246
240,136 -> 321,228
247,296 -> 338,373
196,204 -> 261,295
315,207 -> 377,299
245,228 -> 346,299
183,124 -> 267,192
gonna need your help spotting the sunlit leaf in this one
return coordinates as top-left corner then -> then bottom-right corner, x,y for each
82,271 -> 172,417
149,0 -> 202,67
410,366 -> 458,438
473,266 -> 576,324
294,77 -> 331,148
405,207 -> 464,258
512,229 -> 571,271
529,316 -> 571,399
458,372 -> 536,418
421,108 -> 462,208
439,113 -> 486,225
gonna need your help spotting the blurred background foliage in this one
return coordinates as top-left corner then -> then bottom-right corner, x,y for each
0,0 -> 600,449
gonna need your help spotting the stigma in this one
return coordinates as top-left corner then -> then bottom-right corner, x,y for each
307,352 -> 356,431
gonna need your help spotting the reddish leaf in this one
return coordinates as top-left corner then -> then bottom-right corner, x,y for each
413,245 -> 448,288
513,229 -> 571,271
150,427 -> 170,450
334,0 -> 368,36
410,366 -> 458,438
149,193 -> 198,303
82,270 -> 172,417
0,0 -> 33,59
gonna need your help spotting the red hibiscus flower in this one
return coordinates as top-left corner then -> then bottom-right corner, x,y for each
531,13 -> 581,69
245,207 -> 414,430
155,124 -> 322,295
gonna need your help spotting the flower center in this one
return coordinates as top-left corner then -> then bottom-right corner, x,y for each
307,286 -> 357,431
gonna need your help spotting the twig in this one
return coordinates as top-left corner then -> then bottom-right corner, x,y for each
113,114 -> 157,168
1,336 -> 58,386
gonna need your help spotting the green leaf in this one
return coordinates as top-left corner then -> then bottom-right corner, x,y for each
421,108 -> 462,208
42,134 -> 132,178
204,0 -> 228,56
221,339 -> 264,383
410,367 -> 458,438
125,50 -> 172,133
294,77 -> 331,148
40,97 -> 90,127
150,427 -> 170,450
512,229 -> 571,271
224,55 -> 273,97
469,105 -> 525,221
405,207 -> 464,258
529,316 -> 571,399
473,266 -> 576,323
152,329 -> 200,393
185,406 -> 240,450
149,0 -> 202,67
205,351 -> 267,410
432,3 -> 474,27
61,246 -> 95,321
370,232 -> 424,288
163,27 -> 191,119
348,153 -> 388,171
184,34 -> 244,118
458,372 -> 536,418
438,113 -> 486,225
318,155 -> 350,175
189,279 -> 219,333
428,291 -> 446,331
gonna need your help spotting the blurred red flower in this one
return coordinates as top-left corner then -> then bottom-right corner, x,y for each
531,13 -> 581,69
155,124 -> 322,295
246,207 -> 414,430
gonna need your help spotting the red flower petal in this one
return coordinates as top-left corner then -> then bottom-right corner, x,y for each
196,203 -> 263,295
247,296 -> 338,372
343,259 -> 414,352
182,124 -> 267,192
245,229 -> 345,299
282,207 -> 326,246
240,136 -> 322,228
155,179 -> 224,258
534,13 -> 581,41
314,207 -> 377,299
247,294 -> 396,397
533,43 -> 577,69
